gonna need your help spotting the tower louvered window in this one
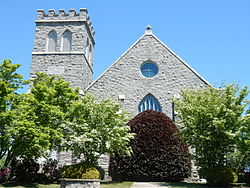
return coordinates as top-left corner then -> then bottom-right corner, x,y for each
138,94 -> 162,113
47,31 -> 57,52
61,30 -> 72,51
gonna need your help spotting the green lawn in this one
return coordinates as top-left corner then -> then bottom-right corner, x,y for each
0,182 -> 133,188
0,182 -> 247,188
166,182 -> 208,187
101,181 -> 133,188
166,182 -> 248,188
0,183 -> 59,188
0,182 -> 134,188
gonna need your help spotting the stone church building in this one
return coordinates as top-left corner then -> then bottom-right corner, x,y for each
30,9 -> 210,178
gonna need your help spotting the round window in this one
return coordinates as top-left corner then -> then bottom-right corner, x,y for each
140,62 -> 158,78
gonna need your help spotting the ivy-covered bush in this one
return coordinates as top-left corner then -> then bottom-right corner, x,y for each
199,167 -> 237,186
61,163 -> 104,180
109,110 -> 191,182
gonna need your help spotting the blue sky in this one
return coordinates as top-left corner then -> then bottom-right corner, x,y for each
0,0 -> 249,94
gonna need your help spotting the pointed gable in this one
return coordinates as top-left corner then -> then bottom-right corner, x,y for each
86,29 -> 210,116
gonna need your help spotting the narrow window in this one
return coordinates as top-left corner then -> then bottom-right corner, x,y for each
138,94 -> 162,113
61,30 -> 72,51
88,44 -> 92,63
85,38 -> 89,61
47,30 -> 57,52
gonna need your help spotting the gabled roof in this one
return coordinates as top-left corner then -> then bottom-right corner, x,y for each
85,29 -> 211,91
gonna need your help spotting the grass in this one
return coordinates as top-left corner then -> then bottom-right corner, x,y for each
166,182 -> 209,187
0,183 -> 59,188
0,182 -> 248,188
101,181 -> 133,188
166,182 -> 249,188
0,181 -> 134,188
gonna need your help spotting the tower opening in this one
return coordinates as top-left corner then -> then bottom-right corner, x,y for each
46,30 -> 57,52
61,30 -> 72,51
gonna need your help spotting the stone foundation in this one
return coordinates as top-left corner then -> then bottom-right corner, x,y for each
60,179 -> 100,188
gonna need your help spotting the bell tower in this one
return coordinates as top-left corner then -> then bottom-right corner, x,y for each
30,9 -> 95,90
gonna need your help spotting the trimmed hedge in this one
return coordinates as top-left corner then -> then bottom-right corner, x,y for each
199,167 -> 237,186
109,110 -> 191,182
61,163 -> 104,180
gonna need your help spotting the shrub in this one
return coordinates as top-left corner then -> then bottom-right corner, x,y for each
61,163 -> 102,179
199,167 -> 237,186
109,110 -> 191,182
9,158 -> 62,183
40,158 -> 61,183
95,165 -> 105,180
244,172 -> 250,185
10,158 -> 40,182
0,167 -> 11,182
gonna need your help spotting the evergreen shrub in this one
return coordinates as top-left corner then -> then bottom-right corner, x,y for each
199,167 -> 237,186
61,163 -> 103,179
109,110 -> 191,182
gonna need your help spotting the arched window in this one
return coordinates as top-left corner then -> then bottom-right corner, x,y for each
47,30 -> 57,52
61,30 -> 72,51
138,94 -> 162,113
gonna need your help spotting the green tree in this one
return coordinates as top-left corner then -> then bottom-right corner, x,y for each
0,60 -> 27,165
28,72 -> 80,151
0,62 -> 133,167
173,84 -> 250,169
8,72 -> 80,162
233,106 -> 250,171
61,94 -> 134,165
0,65 -> 80,165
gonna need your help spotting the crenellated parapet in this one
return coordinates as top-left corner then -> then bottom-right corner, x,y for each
36,8 -> 95,36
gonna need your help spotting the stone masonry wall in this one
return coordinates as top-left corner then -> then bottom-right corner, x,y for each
31,54 -> 92,89
86,33 -> 209,179
60,179 -> 100,188
87,33 -> 209,117
31,9 -> 94,90
35,9 -> 94,45
33,22 -> 93,53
